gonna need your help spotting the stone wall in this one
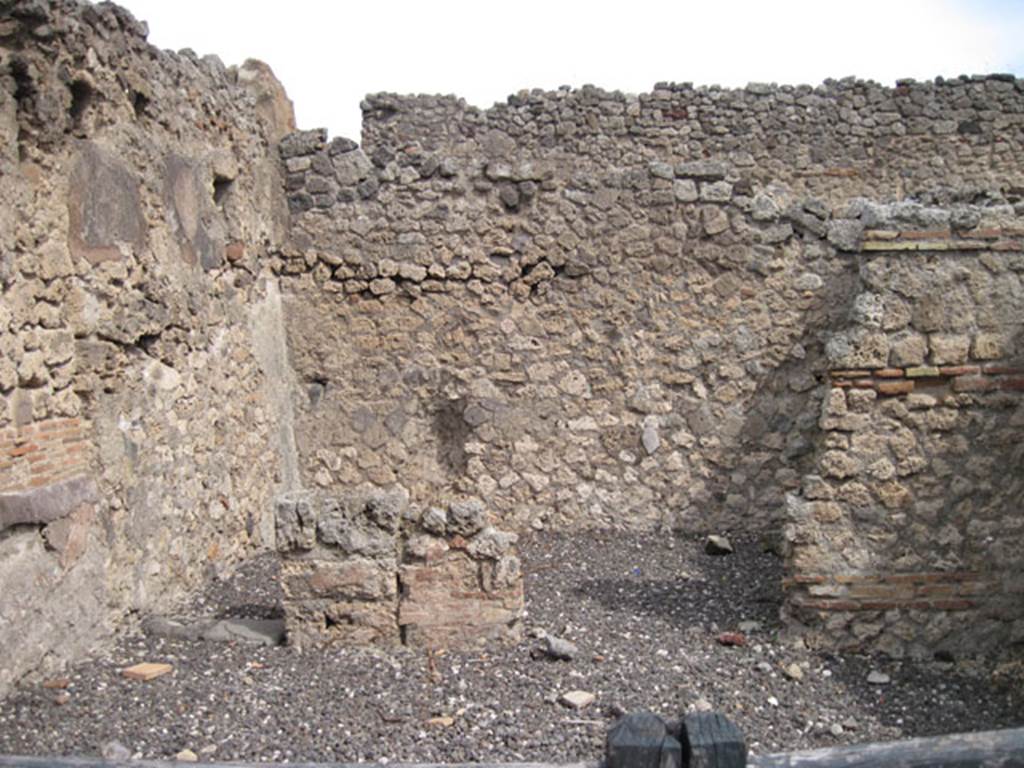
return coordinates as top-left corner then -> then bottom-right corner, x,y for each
3,0 -> 1023,689
784,206 -> 1024,658
0,0 -> 293,695
275,78 -> 1024,657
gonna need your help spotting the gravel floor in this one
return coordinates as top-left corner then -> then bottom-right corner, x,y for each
1,531 -> 1021,763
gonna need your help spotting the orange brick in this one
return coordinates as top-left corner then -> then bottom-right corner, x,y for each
830,369 -> 872,378
852,378 -> 875,389
938,365 -> 980,377
963,228 -> 1002,239
8,443 -> 39,458
873,368 -> 905,378
835,574 -> 882,585
877,380 -> 914,396
982,364 -> 1024,375
899,228 -> 951,239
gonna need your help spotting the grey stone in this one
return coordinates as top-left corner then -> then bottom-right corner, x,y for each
421,506 -> 447,536
560,689 -> 596,709
466,526 -> 517,560
101,741 -> 132,761
675,160 -> 728,180
649,162 -> 674,180
327,136 -> 359,155
448,498 -> 487,537
544,634 -> 578,661
0,476 -> 97,532
333,148 -> 372,185
705,535 -> 733,555
827,219 -> 863,251
275,494 -> 316,551
641,423 -> 661,455
279,129 -> 326,159
673,179 -> 698,202
867,670 -> 891,685
201,618 -> 285,647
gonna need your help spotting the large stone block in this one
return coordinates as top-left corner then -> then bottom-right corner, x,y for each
0,475 -> 97,532
67,141 -> 146,264
281,558 -> 396,602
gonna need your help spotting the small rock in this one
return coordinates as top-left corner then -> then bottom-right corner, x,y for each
755,661 -> 773,673
560,690 -> 596,710
767,696 -> 779,707
607,702 -> 628,718
716,632 -> 746,647
783,663 -> 804,682
42,677 -> 70,689
829,723 -> 844,736
175,749 -> 198,762
544,635 -> 578,661
705,535 -> 733,555
738,620 -> 762,634
691,698 -> 713,713
426,716 -> 455,727
53,692 -> 70,706
842,717 -> 859,731
867,670 -> 891,685
102,740 -> 132,761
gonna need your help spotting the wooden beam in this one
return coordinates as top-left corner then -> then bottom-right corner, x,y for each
748,727 -> 1024,768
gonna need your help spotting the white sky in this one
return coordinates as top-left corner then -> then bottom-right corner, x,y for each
117,0 -> 1024,142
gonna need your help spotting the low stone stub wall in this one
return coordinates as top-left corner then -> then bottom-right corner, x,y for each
276,490 -> 523,648
785,213 -> 1024,658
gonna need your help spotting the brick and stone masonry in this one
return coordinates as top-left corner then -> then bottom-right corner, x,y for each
2,0 -> 1024,695
276,489 -> 523,648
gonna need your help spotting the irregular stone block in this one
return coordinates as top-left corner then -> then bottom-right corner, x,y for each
67,141 -> 145,264
448,498 -> 487,536
275,493 -> 316,551
0,476 -> 97,532
281,558 -> 396,601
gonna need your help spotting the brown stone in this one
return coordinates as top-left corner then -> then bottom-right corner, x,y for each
67,141 -> 146,264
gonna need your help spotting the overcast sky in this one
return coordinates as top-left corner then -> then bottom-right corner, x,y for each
117,0 -> 1024,142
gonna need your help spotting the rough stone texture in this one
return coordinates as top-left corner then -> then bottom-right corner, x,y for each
783,207 -> 1024,659
3,0 -> 1024,698
276,490 -> 523,648
277,82 -> 1024,659
0,0 -> 291,697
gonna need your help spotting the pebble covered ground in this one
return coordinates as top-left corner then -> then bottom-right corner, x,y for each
0,532 -> 1021,763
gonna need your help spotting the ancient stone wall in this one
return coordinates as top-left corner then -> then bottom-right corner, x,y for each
275,78 -> 1024,657
0,0 -> 293,696
784,206 -> 1024,657
3,0 -> 1023,690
